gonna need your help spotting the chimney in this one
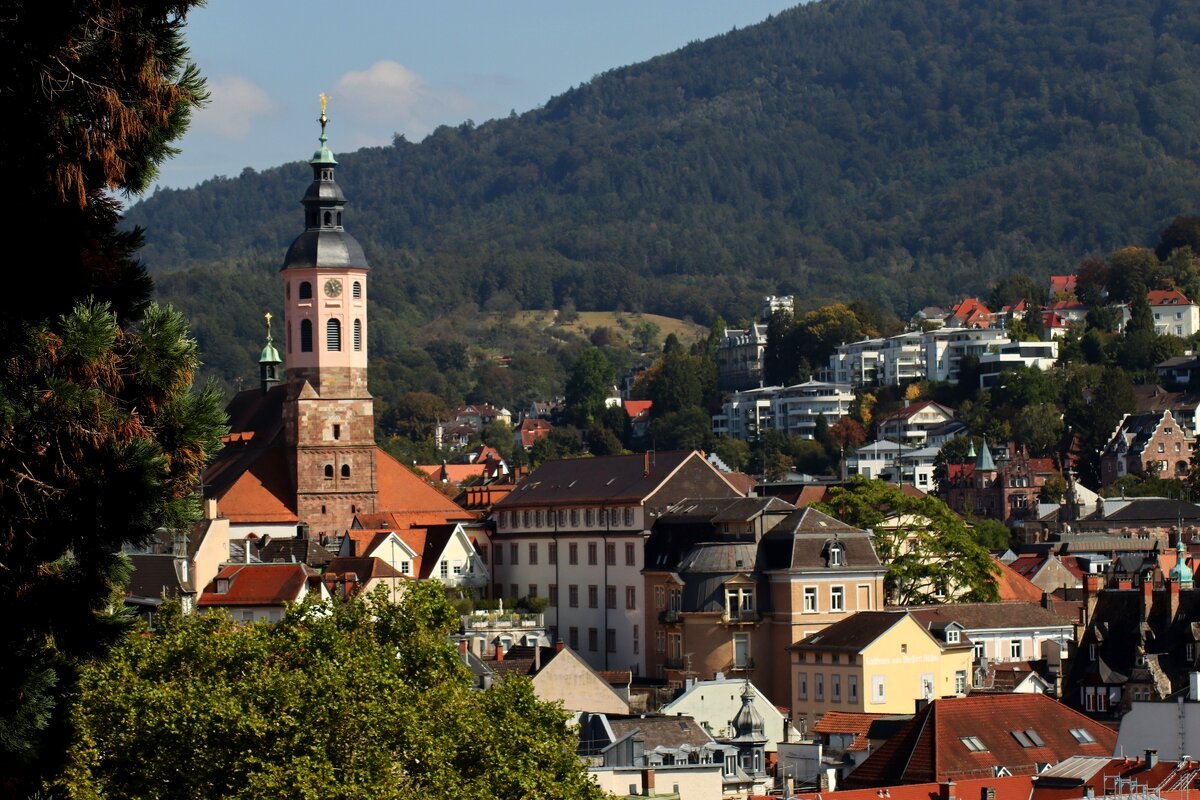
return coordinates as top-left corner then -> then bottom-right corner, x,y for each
1171,578 -> 1182,620
941,781 -> 957,800
534,644 -> 541,672
459,639 -> 469,658
204,497 -> 219,520
495,642 -> 504,662
244,538 -> 253,564
555,639 -> 565,652
644,451 -> 651,477
1142,577 -> 1154,622
1146,749 -> 1159,769
641,768 -> 655,796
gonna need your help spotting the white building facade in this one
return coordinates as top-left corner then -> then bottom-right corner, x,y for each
712,380 -> 854,442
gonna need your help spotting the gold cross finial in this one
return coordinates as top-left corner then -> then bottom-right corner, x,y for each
264,311 -> 273,341
319,93 -> 329,131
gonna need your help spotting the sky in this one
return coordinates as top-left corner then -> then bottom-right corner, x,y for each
150,1 -> 801,193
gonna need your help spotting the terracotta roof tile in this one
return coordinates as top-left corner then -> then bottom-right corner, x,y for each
198,563 -> 318,607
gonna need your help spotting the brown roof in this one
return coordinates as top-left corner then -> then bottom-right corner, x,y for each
759,507 -> 883,572
906,601 -> 1073,632
843,694 -> 1116,788
197,563 -> 319,607
793,610 -> 909,652
812,711 -> 893,751
605,714 -> 714,750
993,557 -> 1048,602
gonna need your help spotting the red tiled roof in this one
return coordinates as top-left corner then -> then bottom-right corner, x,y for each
198,563 -> 318,607
993,557 -> 1045,603
624,400 -> 653,419
1050,275 -> 1078,295
1148,289 -> 1193,306
794,775 -> 1035,800
812,711 -> 891,751
844,694 -> 1116,788
376,450 -> 475,520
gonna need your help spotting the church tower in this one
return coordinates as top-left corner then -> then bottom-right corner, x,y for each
281,99 -> 377,534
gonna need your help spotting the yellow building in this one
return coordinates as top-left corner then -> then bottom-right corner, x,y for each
790,610 -> 973,729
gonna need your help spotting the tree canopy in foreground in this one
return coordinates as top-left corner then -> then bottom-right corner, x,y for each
55,583 -> 604,800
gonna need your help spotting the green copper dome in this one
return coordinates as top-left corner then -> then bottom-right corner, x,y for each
1171,539 -> 1193,584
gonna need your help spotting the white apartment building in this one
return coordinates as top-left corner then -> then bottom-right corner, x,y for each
1149,289 -> 1200,338
489,451 -> 742,676
923,327 -> 1012,383
844,440 -> 940,492
977,339 -> 1059,387
712,380 -> 854,442
830,328 -> 1011,388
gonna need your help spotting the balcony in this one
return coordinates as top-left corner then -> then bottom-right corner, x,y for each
659,609 -> 683,624
726,657 -> 756,672
662,657 -> 687,670
721,609 -> 762,624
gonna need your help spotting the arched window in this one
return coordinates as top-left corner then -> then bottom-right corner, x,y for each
299,281 -> 313,300
324,464 -> 333,479
300,320 -> 313,352
341,464 -> 350,478
286,282 -> 291,300
323,211 -> 332,226
353,281 -> 362,299
326,318 -> 341,351
336,212 -> 342,227
353,319 -> 362,351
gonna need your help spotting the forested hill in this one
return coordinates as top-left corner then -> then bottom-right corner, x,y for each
133,0 -> 1200,382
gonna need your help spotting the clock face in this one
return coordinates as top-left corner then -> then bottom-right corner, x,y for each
324,278 -> 343,298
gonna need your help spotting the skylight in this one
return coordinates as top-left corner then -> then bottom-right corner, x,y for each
961,736 -> 988,752
1069,728 -> 1096,744
1025,729 -> 1045,747
1011,730 -> 1034,748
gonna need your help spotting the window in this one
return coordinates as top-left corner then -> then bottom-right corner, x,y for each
548,543 -> 557,564
733,633 -> 750,668
558,510 -> 567,526
946,628 -> 960,644
522,510 -> 531,528
961,736 -> 988,752
656,630 -> 665,653
299,281 -> 312,299
831,586 -> 845,612
300,319 -> 313,352
440,561 -> 448,579
528,584 -> 537,598
569,626 -> 579,650
326,318 -> 341,351
606,585 -> 617,609
829,543 -> 844,566
633,624 -> 640,655
655,586 -> 665,609
625,542 -> 636,566
1069,727 -> 1096,744
606,542 -> 616,566
848,675 -> 858,703
626,586 -> 637,609
510,584 -> 518,599
510,544 -> 519,566
341,464 -> 350,478
974,641 -> 985,660
588,628 -> 598,652
568,585 -> 578,608
1010,640 -> 1024,659
832,674 -> 841,702
588,585 -> 598,608
332,424 -> 341,440
815,673 -> 824,700
549,585 -> 558,606
528,543 -> 538,565
586,508 -> 595,527
400,561 -> 410,575
494,545 -> 503,565
324,464 -> 333,479
901,643 -> 908,654
606,628 -> 616,653
353,319 -> 362,351
588,543 -> 598,565
956,670 -> 968,694
352,281 -> 362,299
571,509 -> 581,527
797,671 -> 808,700
669,588 -> 681,612
871,675 -> 886,704
568,543 -> 578,565
803,586 -> 818,612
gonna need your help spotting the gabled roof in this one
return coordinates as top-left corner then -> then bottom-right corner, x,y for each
323,556 -> 406,595
624,400 -> 653,419
197,563 -> 319,607
494,451 -> 738,508
376,450 -> 476,518
793,610 -> 910,652
906,601 -> 1072,632
604,714 -> 715,750
843,694 -> 1117,787
257,537 -> 336,568
992,558 -> 1047,603
877,401 -> 955,425
812,711 -> 896,751
1148,289 -> 1194,306
126,553 -> 192,601
759,507 -> 883,572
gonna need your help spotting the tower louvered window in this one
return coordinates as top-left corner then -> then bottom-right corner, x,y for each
353,281 -> 362,299
300,320 -> 313,352
326,318 -> 341,351
353,319 -> 362,351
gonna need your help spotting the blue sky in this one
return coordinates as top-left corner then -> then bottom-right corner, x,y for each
150,1 -> 800,192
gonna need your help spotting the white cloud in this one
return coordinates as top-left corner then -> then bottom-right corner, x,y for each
192,75 -> 279,139
332,60 -> 474,141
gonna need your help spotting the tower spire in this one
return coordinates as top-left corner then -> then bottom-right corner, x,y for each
259,311 -> 282,393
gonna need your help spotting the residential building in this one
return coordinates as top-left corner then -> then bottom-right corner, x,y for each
660,676 -> 800,755
923,327 -> 1012,383
828,332 -> 924,388
322,556 -> 407,601
943,443 -> 1056,524
481,642 -> 630,714
977,340 -> 1059,387
843,441 -> 938,492
841,693 -> 1116,787
1099,409 -> 1196,487
875,401 -> 956,447
763,295 -> 795,318
197,562 -> 328,622
906,602 -> 1073,678
712,380 -> 854,442
579,713 -> 733,799
1049,274 -> 1077,300
717,324 -> 769,390
946,297 -> 994,328
1149,289 -> 1200,337
489,451 -> 743,674
789,610 -> 974,729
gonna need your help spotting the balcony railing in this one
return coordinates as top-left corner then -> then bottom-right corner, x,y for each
721,610 -> 762,624
659,609 -> 683,624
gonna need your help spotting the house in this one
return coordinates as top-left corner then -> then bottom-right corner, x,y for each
759,507 -> 890,707
971,661 -> 1056,694
1062,551 -> 1200,720
644,496 -> 795,698
624,399 -> 654,439
1049,274 -> 1077,300
516,417 -> 552,449
906,602 -> 1073,667
125,551 -> 196,621
197,562 -> 328,622
789,610 -> 974,729
1099,409 -> 1196,487
976,341 -> 1059,387
841,693 -> 1117,788
1148,289 -> 1200,338
489,451 -> 745,675
322,556 -> 406,601
922,327 -> 1013,383
717,324 -> 769,390
875,402 -> 956,447
579,712 -> 731,800
660,676 -> 800,756
809,711 -> 912,776
482,641 -> 630,714
942,443 -> 1056,524
947,298 -> 994,329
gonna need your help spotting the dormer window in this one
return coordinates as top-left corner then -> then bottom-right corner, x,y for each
215,578 -> 230,594
946,628 -> 961,644
829,542 -> 844,566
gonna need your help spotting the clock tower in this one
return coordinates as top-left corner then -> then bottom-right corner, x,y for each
281,100 -> 377,533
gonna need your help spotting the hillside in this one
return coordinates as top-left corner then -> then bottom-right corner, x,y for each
133,0 -> 1200,396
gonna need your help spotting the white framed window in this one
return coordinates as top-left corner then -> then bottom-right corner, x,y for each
946,628 -> 960,644
955,670 -> 968,694
848,675 -> 858,703
831,585 -> 845,612
832,674 -> 841,702
815,673 -> 824,701
1010,640 -> 1024,659
871,675 -> 886,704
733,633 -> 751,669
797,671 -> 808,700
